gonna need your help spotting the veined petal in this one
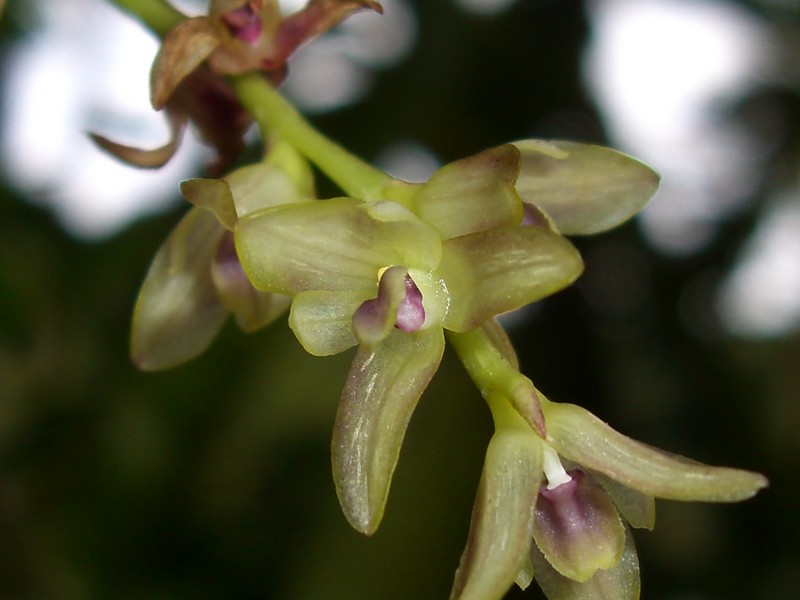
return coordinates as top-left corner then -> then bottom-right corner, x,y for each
513,140 -> 660,236
439,226 -> 584,332
416,145 -> 523,240
532,471 -> 626,582
182,158 -> 310,230
332,327 -> 444,535
235,198 -> 440,294
450,425 -> 543,600
542,399 -> 769,502
236,198 -> 386,293
151,17 -> 222,110
131,208 -> 227,370
225,161 -> 312,218
364,200 -> 442,270
289,289 -> 368,356
530,523 -> 641,600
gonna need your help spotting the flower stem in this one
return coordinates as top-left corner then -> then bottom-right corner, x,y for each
447,327 -> 546,437
108,0 -> 184,37
229,73 -> 390,201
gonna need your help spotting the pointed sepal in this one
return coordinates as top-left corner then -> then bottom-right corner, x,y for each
438,225 -> 584,332
416,145 -> 523,240
450,424 -> 544,600
332,327 -> 444,534
88,110 -> 185,169
130,208 -> 227,370
513,140 -> 660,236
542,399 -> 769,502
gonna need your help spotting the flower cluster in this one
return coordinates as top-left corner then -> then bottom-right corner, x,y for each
108,2 -> 767,599
131,134 -> 767,599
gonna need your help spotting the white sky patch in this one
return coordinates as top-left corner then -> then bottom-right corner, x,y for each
1,0 -> 205,239
283,0 -> 417,113
717,193 -> 800,337
374,141 -> 440,183
584,0 -> 774,255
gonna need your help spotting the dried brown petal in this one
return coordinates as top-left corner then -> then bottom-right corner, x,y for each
88,109 -> 186,169
151,17 -> 222,110
267,0 -> 383,70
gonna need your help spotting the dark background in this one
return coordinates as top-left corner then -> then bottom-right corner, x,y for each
1,0 -> 798,598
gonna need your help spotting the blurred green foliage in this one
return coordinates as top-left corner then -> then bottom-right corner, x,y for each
1,0 -> 798,598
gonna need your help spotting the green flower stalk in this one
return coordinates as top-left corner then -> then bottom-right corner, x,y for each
103,2 -> 769,599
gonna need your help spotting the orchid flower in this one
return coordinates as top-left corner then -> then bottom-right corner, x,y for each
450,388 -> 767,600
131,139 -> 314,370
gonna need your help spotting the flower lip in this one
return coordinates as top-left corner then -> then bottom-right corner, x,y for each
221,3 -> 262,43
395,274 -> 426,332
533,469 -> 626,583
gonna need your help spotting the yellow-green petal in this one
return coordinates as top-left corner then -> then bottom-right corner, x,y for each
181,177 -> 237,229
451,424 -> 543,600
235,198 -> 441,295
226,160 -> 312,218
416,144 -> 523,240
288,289 -> 368,356
439,225 -> 584,332
543,398 -> 769,502
332,327 -> 444,535
514,140 -> 660,236
131,208 -> 227,371
590,469 -> 656,531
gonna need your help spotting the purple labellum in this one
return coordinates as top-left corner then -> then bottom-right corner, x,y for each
222,4 -> 263,44
395,275 -> 425,332
352,268 -> 426,348
537,473 -> 583,533
534,469 -> 625,581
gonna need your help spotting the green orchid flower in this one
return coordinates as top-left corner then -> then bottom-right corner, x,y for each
233,137 -> 662,536
450,388 -> 767,600
234,194 -> 583,533
131,140 -> 314,370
